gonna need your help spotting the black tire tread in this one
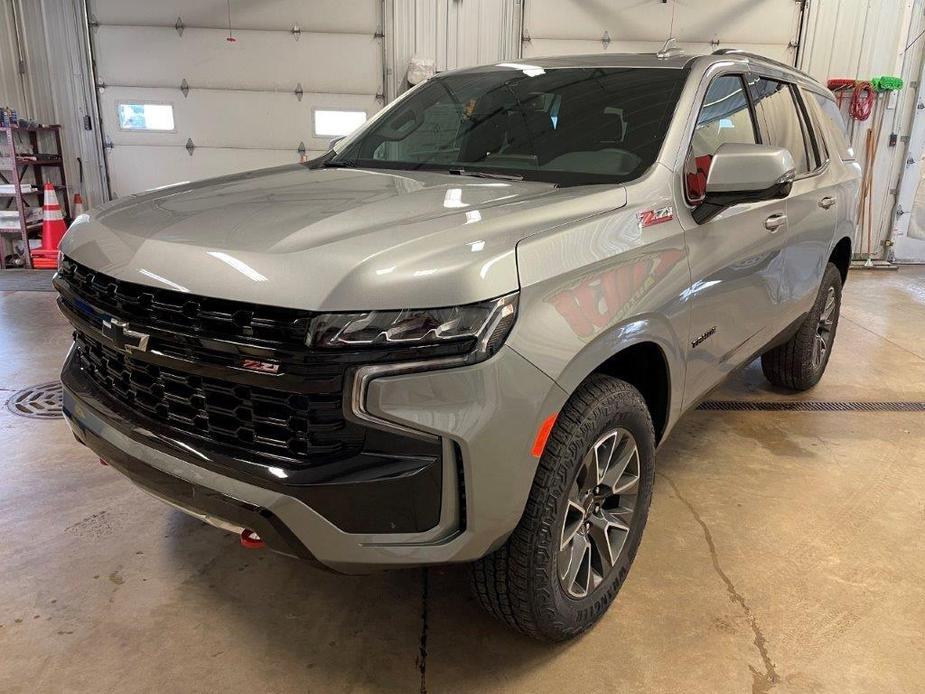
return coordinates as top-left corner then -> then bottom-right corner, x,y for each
761,262 -> 843,391
470,374 -> 654,641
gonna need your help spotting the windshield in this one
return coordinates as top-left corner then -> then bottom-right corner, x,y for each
330,66 -> 687,186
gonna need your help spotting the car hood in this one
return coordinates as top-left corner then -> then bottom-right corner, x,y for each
61,164 -> 626,310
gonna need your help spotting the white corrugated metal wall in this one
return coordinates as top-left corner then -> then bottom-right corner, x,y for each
0,0 -> 46,121
0,0 -> 106,210
800,0 -> 925,261
387,0 -> 520,98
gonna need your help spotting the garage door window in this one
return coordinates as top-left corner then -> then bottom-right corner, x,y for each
314,110 -> 368,138
117,103 -> 175,132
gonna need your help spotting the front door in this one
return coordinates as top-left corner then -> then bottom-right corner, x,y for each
678,73 -> 790,406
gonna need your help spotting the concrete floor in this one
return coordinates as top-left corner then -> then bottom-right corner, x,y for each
1,267 -> 924,694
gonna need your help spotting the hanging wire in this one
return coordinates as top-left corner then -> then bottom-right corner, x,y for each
668,1 -> 676,40
226,0 -> 236,42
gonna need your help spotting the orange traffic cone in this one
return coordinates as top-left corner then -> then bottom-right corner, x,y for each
72,192 -> 85,217
30,183 -> 68,269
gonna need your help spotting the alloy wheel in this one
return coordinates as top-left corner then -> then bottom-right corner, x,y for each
812,286 -> 837,370
557,428 -> 640,599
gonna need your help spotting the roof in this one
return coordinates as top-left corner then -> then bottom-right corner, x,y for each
450,50 -> 826,94
515,53 -> 695,70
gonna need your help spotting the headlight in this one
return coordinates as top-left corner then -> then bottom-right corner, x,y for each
308,292 -> 518,360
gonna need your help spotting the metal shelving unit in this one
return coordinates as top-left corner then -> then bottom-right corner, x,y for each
0,125 -> 70,269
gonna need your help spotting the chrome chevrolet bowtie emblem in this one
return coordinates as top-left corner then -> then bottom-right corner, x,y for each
102,317 -> 150,354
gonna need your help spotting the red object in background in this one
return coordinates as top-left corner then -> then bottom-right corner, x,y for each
685,154 -> 713,204
31,182 -> 68,269
239,528 -> 265,549
827,79 -> 875,120
72,192 -> 85,217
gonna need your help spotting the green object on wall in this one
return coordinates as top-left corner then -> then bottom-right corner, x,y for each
871,76 -> 904,92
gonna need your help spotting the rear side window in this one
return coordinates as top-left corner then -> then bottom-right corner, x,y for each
800,88 -> 829,164
685,74 -> 757,205
807,92 -> 854,161
748,77 -> 812,175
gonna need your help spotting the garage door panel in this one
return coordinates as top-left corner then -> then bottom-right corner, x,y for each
523,39 -> 665,58
100,87 -> 377,151
91,0 -> 378,34
525,0 -> 797,44
106,146 -> 324,198
524,39 -> 790,64
95,26 -> 381,95
523,0 -> 798,63
525,0 -> 673,41
672,1 -> 799,45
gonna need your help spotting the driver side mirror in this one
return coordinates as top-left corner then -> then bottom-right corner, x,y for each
693,143 -> 795,224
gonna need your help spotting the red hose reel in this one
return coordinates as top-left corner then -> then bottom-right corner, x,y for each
827,79 -> 875,121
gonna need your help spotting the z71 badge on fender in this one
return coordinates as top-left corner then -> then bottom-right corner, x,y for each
637,206 -> 674,228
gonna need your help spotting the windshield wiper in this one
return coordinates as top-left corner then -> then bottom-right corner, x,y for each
447,168 -> 524,181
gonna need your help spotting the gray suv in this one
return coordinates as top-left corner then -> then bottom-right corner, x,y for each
56,50 -> 859,641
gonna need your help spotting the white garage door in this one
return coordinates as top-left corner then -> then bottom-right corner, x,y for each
88,0 -> 384,197
522,0 -> 803,65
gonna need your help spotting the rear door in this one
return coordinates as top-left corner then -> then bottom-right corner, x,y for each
749,77 -> 838,319
679,73 -> 790,406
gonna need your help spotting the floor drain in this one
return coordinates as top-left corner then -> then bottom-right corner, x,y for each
5,381 -> 63,419
698,400 -> 925,412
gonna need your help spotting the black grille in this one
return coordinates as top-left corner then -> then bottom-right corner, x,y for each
74,331 -> 365,464
58,257 -> 312,347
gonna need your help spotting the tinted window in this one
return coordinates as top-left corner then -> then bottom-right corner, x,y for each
692,75 -> 756,156
331,67 -> 687,186
799,88 -> 829,164
685,75 -> 756,204
808,92 -> 854,161
749,77 -> 812,174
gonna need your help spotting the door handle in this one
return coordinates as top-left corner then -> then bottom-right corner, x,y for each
819,196 -> 836,209
764,213 -> 787,232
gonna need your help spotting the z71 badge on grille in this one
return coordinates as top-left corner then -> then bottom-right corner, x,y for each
241,359 -> 280,374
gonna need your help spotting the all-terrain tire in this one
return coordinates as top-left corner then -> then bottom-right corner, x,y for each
470,374 -> 656,641
761,262 -> 843,391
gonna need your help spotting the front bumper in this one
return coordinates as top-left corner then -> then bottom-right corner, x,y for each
63,345 -> 566,573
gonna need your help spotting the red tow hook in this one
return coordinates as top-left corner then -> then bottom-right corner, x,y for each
98,458 -> 109,466
239,528 -> 265,549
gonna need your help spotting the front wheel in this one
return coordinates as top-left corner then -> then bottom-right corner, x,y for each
470,374 -> 656,641
761,262 -> 843,391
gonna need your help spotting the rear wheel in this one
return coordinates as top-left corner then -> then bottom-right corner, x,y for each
470,374 -> 655,641
761,262 -> 843,391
